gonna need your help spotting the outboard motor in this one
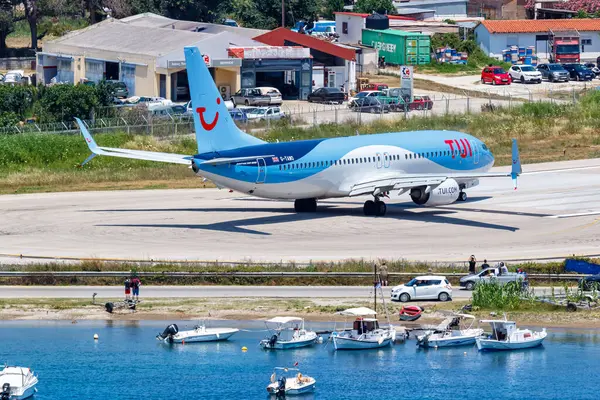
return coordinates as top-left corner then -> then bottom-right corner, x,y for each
275,376 -> 287,399
1,383 -> 10,400
268,334 -> 278,348
157,324 -> 179,342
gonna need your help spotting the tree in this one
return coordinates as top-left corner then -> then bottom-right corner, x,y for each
324,0 -> 345,19
0,0 -> 17,51
354,0 -> 395,14
36,84 -> 99,123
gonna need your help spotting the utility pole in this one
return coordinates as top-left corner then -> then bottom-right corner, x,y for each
281,0 -> 285,27
373,263 -> 377,312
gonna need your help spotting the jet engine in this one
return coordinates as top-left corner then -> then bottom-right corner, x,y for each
410,179 -> 460,206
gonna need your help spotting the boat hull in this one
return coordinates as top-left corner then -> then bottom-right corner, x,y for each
170,328 -> 239,343
261,337 -> 317,350
8,386 -> 36,400
418,329 -> 483,348
476,336 -> 545,351
333,336 -> 392,350
267,380 -> 316,395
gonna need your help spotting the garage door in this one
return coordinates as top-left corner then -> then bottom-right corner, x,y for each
56,58 -> 74,84
85,59 -> 104,83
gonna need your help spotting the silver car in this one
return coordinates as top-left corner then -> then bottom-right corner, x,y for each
536,63 -> 569,82
231,88 -> 271,107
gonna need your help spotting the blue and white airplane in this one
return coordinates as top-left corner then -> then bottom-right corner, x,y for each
76,46 -> 521,217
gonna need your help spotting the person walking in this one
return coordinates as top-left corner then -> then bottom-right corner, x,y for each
379,262 -> 389,286
468,255 -> 477,274
124,278 -> 131,300
130,275 -> 141,301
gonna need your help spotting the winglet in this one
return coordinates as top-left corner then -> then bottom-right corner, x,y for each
511,138 -> 522,190
75,118 -> 100,166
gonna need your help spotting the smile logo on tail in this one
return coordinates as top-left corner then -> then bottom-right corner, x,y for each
196,98 -> 220,131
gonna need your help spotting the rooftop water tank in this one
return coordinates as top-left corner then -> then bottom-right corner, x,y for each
365,13 -> 389,30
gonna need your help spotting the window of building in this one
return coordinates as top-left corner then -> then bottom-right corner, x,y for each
583,39 -> 592,46
342,22 -> 348,34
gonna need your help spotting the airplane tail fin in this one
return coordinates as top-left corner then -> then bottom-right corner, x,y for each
511,138 -> 522,190
184,46 -> 265,154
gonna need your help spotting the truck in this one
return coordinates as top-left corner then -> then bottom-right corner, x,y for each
548,29 -> 580,64
459,266 -> 528,291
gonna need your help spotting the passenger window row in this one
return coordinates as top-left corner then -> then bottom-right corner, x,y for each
276,149 -> 463,170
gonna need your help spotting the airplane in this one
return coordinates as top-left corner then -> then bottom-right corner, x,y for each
76,46 -> 522,217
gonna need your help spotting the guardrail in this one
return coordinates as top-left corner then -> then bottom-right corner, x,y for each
0,271 -> 589,280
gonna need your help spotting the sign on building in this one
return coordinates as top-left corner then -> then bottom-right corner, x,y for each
400,65 -> 413,104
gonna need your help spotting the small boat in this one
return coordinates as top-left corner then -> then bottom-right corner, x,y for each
399,305 -> 423,321
156,322 -> 239,343
331,307 -> 396,350
476,319 -> 547,351
260,317 -> 318,350
417,313 -> 484,348
266,367 -> 316,396
0,366 -> 38,400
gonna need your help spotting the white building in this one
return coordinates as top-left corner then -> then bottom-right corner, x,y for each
475,19 -> 600,62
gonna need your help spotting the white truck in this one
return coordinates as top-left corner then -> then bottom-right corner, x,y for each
459,266 -> 528,291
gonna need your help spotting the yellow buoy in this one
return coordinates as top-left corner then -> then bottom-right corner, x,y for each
242,346 -> 248,352
94,334 -> 99,340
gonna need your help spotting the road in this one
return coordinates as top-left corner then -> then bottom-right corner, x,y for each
1,159 -> 600,263
0,285 -> 559,299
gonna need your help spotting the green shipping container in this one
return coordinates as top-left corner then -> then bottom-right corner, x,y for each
361,29 -> 431,66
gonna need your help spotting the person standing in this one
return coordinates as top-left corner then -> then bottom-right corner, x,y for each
468,255 -> 477,274
124,278 -> 131,300
379,262 -> 389,286
131,275 -> 141,301
481,259 -> 490,271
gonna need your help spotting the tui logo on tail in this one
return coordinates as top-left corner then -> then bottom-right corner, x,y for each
196,97 -> 220,131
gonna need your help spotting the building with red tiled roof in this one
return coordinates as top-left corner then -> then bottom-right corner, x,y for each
475,19 -> 600,61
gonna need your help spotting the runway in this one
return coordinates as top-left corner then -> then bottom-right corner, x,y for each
1,158 -> 600,262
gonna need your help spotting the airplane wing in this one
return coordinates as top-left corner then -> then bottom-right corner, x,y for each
76,118 -> 193,166
350,139 -> 522,197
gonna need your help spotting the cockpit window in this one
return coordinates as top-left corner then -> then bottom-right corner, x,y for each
481,144 -> 488,151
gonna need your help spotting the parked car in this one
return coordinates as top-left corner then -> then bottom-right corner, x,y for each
231,88 -> 271,106
245,106 -> 285,121
508,65 -> 542,84
185,99 -> 233,115
222,18 -> 239,27
348,90 -> 383,106
391,276 -> 452,302
537,63 -> 570,82
562,63 -> 594,81
481,66 -> 511,85
583,63 -> 600,78
579,275 -> 600,291
408,95 -> 433,111
106,80 -> 129,98
149,104 -> 187,118
229,108 -> 248,123
364,83 -> 389,91
349,97 -> 389,113
459,266 -> 528,291
255,87 -> 283,105
307,87 -> 345,104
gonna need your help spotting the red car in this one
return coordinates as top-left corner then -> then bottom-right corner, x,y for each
481,66 -> 511,85
408,95 -> 433,111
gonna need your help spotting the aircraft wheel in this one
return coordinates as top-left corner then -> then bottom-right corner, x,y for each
295,198 -> 317,213
458,192 -> 468,202
363,200 -> 375,216
375,201 -> 387,217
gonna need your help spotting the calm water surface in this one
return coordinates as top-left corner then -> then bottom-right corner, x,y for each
0,320 -> 598,400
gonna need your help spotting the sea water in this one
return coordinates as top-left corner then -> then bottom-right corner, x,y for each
0,320 -> 598,400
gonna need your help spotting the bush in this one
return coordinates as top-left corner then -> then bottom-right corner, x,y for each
35,84 -> 100,123
472,281 -> 531,310
0,85 -> 35,118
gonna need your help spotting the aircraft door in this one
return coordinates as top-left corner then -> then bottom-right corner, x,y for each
471,140 -> 480,164
383,152 -> 390,168
376,152 -> 383,169
256,158 -> 266,183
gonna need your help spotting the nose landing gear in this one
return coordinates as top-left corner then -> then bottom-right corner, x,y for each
294,198 -> 317,212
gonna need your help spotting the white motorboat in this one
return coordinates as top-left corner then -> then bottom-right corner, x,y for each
260,317 -> 318,350
417,313 -> 484,348
476,319 -> 547,351
0,366 -> 38,400
331,307 -> 396,350
266,367 -> 316,396
156,322 -> 239,343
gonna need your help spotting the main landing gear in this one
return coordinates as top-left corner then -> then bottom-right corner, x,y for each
363,198 -> 387,217
294,198 -> 317,212
458,191 -> 468,202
